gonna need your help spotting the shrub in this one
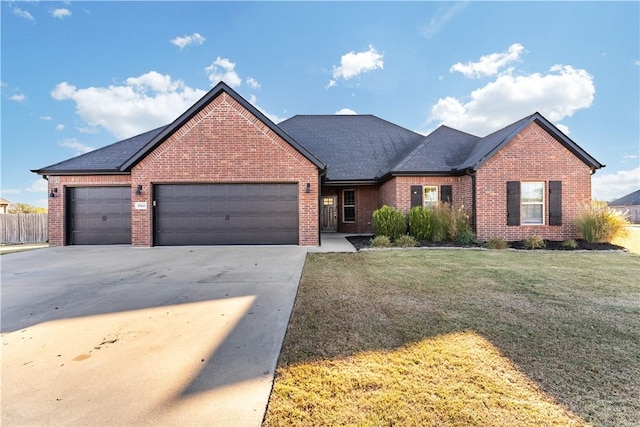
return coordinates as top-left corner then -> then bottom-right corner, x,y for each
430,203 -> 453,242
408,206 -> 431,241
523,235 -> 545,250
455,228 -> 477,245
562,239 -> 579,249
577,205 -> 630,243
372,205 -> 406,240
394,234 -> 418,248
370,235 -> 392,248
485,237 -> 508,250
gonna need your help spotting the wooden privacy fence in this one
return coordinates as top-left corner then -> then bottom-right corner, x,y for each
0,214 -> 48,244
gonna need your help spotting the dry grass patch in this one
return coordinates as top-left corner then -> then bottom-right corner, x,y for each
265,250 -> 640,427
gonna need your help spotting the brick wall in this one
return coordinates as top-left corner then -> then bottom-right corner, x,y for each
46,175 -> 132,246
131,92 -> 320,246
474,122 -> 592,241
390,176 -> 471,215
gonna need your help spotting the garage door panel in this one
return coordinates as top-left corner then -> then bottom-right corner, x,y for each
68,187 -> 131,245
155,183 -> 298,246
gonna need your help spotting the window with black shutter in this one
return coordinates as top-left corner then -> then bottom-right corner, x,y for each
549,181 -> 562,226
507,181 -> 521,226
410,185 -> 423,208
441,185 -> 452,204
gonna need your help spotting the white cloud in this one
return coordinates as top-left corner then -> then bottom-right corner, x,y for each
51,71 -> 207,139
9,93 -> 26,102
592,167 -> 640,201
40,115 -> 53,121
555,124 -> 570,135
56,124 -> 65,131
328,45 -> 383,88
419,1 -> 467,40
170,32 -> 205,49
430,64 -> 595,136
246,77 -> 261,89
335,108 -> 357,115
12,6 -> 35,22
51,8 -> 72,19
634,60 -> 640,67
1,189 -> 22,196
450,43 -> 526,78
26,179 -> 48,193
205,57 -> 242,88
58,138 -> 94,155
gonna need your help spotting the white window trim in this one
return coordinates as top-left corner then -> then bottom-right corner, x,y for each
521,182 -> 545,225
342,189 -> 355,223
423,185 -> 438,209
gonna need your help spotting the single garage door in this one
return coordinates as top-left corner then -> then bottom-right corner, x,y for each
67,187 -> 131,245
155,183 -> 298,245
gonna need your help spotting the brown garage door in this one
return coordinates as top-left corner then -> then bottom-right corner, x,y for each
67,187 -> 131,245
154,184 -> 298,245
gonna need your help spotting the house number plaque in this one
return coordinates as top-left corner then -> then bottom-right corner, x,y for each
134,202 -> 148,210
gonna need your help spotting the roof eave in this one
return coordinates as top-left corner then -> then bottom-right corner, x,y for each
31,169 -> 130,176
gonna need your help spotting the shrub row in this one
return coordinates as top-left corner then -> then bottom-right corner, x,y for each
372,204 -> 476,244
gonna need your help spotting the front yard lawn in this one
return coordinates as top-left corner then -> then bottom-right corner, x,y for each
264,250 -> 640,426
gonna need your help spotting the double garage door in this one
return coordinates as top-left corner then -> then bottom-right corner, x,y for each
67,184 -> 298,245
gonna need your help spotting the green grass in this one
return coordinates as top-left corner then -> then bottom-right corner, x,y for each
265,250 -> 640,426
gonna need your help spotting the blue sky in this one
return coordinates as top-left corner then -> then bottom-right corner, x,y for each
2,1 -> 639,208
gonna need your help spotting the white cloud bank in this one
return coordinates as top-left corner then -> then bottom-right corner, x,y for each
8,93 -> 26,102
26,179 -> 48,193
58,138 -> 94,155
205,57 -> 242,88
170,32 -> 205,49
335,108 -> 357,115
327,45 -> 384,88
51,8 -> 72,19
12,6 -> 35,22
51,71 -> 207,139
430,44 -> 595,136
450,43 -> 525,78
592,167 -> 640,202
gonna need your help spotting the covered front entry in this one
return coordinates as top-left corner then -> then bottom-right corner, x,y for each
66,186 -> 131,245
154,183 -> 299,245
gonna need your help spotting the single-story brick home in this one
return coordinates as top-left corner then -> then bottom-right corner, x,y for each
609,189 -> 640,223
33,82 -> 604,246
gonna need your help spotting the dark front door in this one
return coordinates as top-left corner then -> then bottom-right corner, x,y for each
67,187 -> 131,245
321,196 -> 337,232
154,183 -> 299,245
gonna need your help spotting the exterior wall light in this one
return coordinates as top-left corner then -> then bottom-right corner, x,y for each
135,185 -> 143,196
305,183 -> 311,193
49,188 -> 58,198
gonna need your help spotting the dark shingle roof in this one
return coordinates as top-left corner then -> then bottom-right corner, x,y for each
391,125 -> 480,174
456,112 -> 604,171
32,126 -> 167,174
609,189 -> 640,206
279,115 -> 425,181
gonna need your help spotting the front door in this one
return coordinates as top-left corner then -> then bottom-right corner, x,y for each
321,196 -> 337,232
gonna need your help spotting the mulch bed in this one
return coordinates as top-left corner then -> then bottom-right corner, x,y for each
346,235 -> 625,251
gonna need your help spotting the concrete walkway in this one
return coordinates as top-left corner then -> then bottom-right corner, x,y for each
1,245 -> 307,426
309,233 -> 358,253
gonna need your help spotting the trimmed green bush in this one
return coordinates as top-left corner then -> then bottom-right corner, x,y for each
485,237 -> 508,250
372,205 -> 406,239
523,235 -> 545,250
577,205 -> 630,243
370,235 -> 392,248
562,239 -> 579,249
394,234 -> 418,248
408,206 -> 431,241
455,228 -> 477,245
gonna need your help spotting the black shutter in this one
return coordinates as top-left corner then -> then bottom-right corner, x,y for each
507,181 -> 520,226
549,181 -> 562,226
440,185 -> 452,204
410,185 -> 423,208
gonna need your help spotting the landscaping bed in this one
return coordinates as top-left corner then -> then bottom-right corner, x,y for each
346,234 -> 625,251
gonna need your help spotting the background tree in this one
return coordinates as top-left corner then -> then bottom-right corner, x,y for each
7,203 -> 48,214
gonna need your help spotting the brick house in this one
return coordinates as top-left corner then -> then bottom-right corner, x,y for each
33,82 -> 604,246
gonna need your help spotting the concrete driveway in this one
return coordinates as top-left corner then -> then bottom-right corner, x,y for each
1,245 -> 307,426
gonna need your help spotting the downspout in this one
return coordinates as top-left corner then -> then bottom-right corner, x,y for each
465,168 -> 477,234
